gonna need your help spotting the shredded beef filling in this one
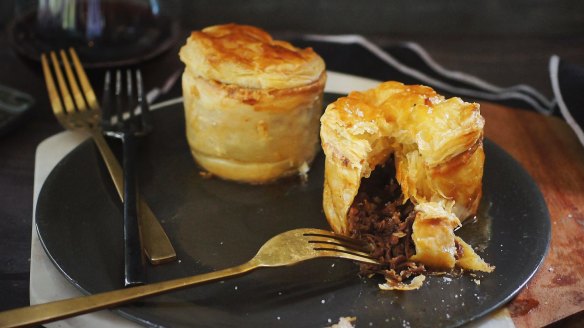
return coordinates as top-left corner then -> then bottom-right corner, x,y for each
347,156 -> 425,284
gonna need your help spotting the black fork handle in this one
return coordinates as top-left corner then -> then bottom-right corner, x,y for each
123,134 -> 146,287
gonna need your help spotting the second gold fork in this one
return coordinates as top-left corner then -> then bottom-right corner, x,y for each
41,48 -> 176,264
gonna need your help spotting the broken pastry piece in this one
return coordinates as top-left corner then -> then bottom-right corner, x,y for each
320,81 -> 493,290
179,23 -> 326,183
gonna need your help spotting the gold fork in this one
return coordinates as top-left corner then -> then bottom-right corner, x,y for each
0,228 -> 377,328
41,48 -> 176,264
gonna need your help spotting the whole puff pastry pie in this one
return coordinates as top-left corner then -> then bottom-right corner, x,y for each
320,81 -> 493,290
179,24 -> 326,183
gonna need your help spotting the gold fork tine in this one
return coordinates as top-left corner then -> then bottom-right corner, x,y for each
307,237 -> 373,257
60,49 -> 87,112
313,249 -> 379,264
40,54 -> 64,117
68,48 -> 98,111
49,51 -> 76,115
306,235 -> 377,263
301,229 -> 378,264
302,228 -> 370,248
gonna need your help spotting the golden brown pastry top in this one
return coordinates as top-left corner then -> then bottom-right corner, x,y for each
179,24 -> 325,89
321,81 -> 485,233
325,82 -> 484,168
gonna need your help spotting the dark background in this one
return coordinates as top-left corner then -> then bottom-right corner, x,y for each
1,0 -> 583,100
0,0 -> 583,326
4,0 -> 584,37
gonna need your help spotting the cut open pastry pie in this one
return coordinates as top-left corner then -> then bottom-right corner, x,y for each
320,81 -> 493,290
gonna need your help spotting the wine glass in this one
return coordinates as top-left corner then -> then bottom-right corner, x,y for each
9,0 -> 180,68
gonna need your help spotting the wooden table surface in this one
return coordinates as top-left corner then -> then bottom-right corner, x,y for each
482,103 -> 584,327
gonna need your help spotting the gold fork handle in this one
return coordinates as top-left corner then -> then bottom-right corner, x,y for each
0,260 -> 259,328
91,131 -> 177,264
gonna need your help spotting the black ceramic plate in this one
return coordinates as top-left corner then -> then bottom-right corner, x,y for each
36,100 -> 550,328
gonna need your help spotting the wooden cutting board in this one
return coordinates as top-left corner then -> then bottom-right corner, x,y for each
480,102 -> 584,327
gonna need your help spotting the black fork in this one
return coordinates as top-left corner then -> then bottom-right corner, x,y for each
102,69 -> 151,287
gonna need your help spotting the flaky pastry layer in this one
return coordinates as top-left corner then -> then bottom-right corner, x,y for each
182,70 -> 326,183
179,24 -> 325,89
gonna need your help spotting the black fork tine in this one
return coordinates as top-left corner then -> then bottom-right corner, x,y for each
101,71 -> 112,130
135,69 -> 151,134
126,69 -> 135,131
114,70 -> 124,131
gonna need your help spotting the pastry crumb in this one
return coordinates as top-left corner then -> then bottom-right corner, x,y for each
199,171 -> 214,179
379,275 -> 426,291
298,161 -> 310,182
327,316 -> 356,328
